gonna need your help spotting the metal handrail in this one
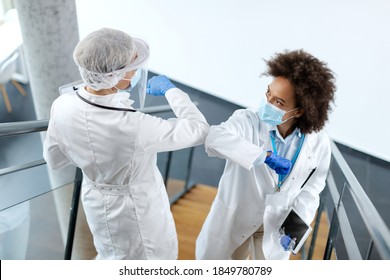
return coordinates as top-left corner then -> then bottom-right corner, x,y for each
0,104 -> 174,138
0,119 -> 49,137
323,141 -> 390,259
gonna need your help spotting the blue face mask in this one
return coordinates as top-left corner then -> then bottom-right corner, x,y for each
130,69 -> 141,89
116,70 -> 141,93
258,98 -> 298,126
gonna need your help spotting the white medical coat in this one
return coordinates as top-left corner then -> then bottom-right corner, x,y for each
196,108 -> 331,260
43,86 -> 209,260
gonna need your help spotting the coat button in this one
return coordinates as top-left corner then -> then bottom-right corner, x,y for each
242,235 -> 245,238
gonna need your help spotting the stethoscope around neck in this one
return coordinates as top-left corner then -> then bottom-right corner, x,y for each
76,90 -> 137,112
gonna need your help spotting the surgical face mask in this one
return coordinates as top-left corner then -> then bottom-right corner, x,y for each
115,68 -> 148,109
116,70 -> 141,93
130,69 -> 141,89
258,98 -> 299,126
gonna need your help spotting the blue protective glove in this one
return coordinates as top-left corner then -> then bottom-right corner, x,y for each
280,235 -> 297,254
264,151 -> 292,175
146,75 -> 176,96
280,234 -> 292,251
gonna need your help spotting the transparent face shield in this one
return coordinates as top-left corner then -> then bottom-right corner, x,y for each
57,66 -> 148,110
60,36 -> 150,110
129,65 -> 148,109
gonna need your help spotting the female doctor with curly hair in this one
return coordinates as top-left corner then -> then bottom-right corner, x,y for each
196,49 -> 336,260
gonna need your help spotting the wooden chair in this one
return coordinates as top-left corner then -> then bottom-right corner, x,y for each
0,52 -> 27,113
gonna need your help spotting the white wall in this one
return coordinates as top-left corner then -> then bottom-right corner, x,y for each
75,0 -> 390,162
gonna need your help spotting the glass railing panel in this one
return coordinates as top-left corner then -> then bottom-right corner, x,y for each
168,149 -> 193,201
324,142 -> 390,259
157,148 -> 194,201
0,131 -> 76,211
0,163 -> 76,211
0,201 -> 31,259
341,188 -> 374,258
329,172 -> 386,260
1,164 -> 50,211
0,183 -> 74,259
333,225 -> 348,260
157,152 -> 169,183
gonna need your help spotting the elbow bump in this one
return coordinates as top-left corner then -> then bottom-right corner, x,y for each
204,135 -> 216,150
190,120 -> 209,137
201,123 -> 210,136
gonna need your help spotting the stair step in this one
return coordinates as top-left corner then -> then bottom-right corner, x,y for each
171,184 -> 217,260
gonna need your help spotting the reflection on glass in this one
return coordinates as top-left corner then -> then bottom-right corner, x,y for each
0,202 -> 30,259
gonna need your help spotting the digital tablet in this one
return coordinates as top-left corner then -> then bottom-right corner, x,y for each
279,208 -> 312,255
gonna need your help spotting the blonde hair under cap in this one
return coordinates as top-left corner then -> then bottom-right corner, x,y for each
73,28 -> 150,91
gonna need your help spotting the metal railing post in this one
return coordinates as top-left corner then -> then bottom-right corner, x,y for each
307,190 -> 327,259
64,167 -> 83,260
164,152 -> 173,187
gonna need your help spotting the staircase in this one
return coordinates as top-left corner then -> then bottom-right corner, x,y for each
171,184 -> 333,260
171,184 -> 217,260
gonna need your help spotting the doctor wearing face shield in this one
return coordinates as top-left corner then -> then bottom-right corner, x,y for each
196,49 -> 336,260
43,28 -> 209,260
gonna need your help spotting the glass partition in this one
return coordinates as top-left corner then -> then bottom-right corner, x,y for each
0,183 -> 74,259
157,148 -> 194,202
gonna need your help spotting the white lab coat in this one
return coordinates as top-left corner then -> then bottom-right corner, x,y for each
43,86 -> 209,260
196,108 -> 331,260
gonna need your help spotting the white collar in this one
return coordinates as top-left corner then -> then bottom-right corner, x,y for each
78,86 -> 135,108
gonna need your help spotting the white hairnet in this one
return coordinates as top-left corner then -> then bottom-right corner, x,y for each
73,28 -> 150,91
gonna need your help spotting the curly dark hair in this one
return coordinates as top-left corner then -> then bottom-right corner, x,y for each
263,49 -> 336,134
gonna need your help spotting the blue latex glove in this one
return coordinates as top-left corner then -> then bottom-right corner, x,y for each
264,151 -> 292,175
280,234 -> 292,251
146,75 -> 176,96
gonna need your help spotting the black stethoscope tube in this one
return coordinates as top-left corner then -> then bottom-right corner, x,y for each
76,92 -> 137,112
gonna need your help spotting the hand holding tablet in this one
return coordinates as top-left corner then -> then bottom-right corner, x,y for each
278,208 -> 312,255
